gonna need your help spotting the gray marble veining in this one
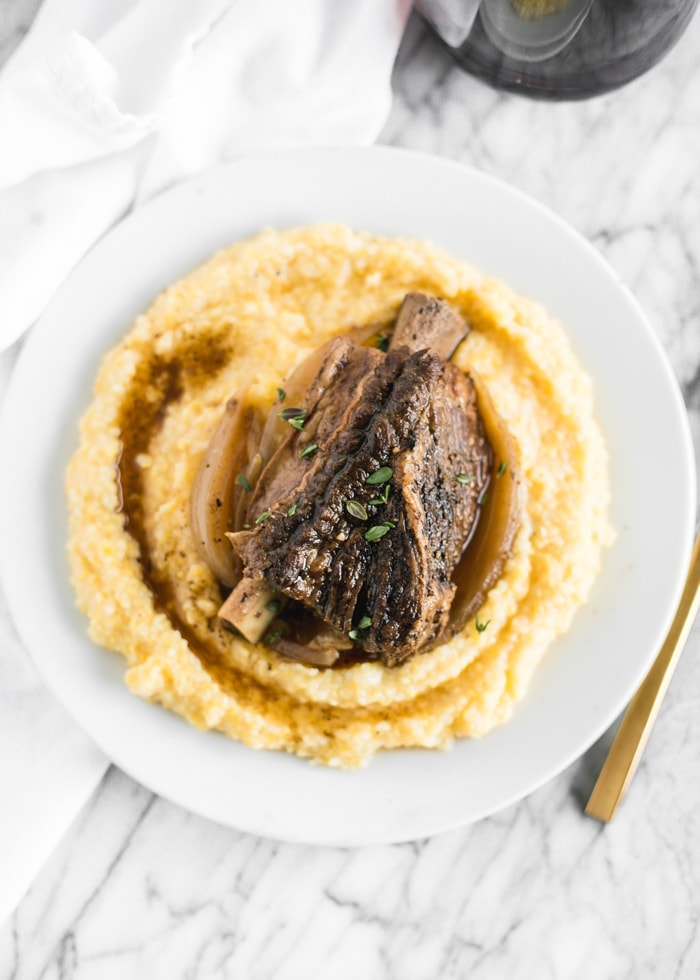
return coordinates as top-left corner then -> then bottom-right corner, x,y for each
1,4 -> 700,978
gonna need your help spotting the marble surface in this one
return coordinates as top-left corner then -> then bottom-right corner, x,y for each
2,4 -> 700,978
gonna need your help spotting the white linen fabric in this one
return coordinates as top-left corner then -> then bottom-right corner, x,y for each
0,0 -> 407,925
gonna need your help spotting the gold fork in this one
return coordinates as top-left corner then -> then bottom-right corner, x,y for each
585,532 -> 700,821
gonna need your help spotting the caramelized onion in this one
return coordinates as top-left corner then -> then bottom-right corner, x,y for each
272,622 -> 353,667
232,451 -> 262,536
449,371 -> 521,629
255,342 -> 332,471
274,638 -> 340,668
306,623 -> 354,652
190,393 -> 260,587
345,320 -> 393,349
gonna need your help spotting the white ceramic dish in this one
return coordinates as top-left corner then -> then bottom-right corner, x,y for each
0,147 -> 695,845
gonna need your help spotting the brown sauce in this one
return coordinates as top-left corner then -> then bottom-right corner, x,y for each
116,330 -> 243,682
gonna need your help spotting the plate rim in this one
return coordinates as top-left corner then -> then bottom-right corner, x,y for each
0,145 -> 696,845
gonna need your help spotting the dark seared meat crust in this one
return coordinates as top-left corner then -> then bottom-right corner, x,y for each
229,337 -> 492,666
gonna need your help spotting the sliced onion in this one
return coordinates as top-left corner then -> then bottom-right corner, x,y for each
307,624 -> 354,652
272,617 -> 352,666
255,342 -> 333,472
344,320 -> 393,349
232,451 -> 262,537
190,392 -> 258,587
274,638 -> 339,668
449,370 -> 521,629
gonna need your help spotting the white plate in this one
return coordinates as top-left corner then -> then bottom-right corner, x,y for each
0,147 -> 695,845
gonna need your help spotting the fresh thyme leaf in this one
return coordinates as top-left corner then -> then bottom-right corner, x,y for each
478,490 -> 489,505
382,520 -> 395,529
265,598 -> 282,615
497,461 -> 508,476
369,484 -> 391,506
265,627 -> 284,646
348,629 -> 359,641
300,443 -> 318,458
287,503 -> 297,516
346,499 -> 369,521
475,616 -> 490,634
276,387 -> 286,402
375,333 -> 390,352
279,407 -> 307,429
357,615 -> 372,630
255,510 -> 271,524
456,473 -> 474,485
366,466 -> 393,486
237,474 -> 252,492
364,524 -> 390,542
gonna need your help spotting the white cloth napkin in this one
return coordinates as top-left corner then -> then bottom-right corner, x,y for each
0,0 -> 407,925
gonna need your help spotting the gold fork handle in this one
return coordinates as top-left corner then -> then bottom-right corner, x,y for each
585,532 -> 700,822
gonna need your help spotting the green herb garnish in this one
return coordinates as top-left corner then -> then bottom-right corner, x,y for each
497,461 -> 508,476
300,443 -> 318,458
366,466 -> 393,486
255,510 -> 271,524
369,484 -> 391,506
276,387 -> 286,402
349,614 -> 372,640
475,616 -> 490,634
456,473 -> 474,486
375,333 -> 390,352
237,474 -> 252,492
279,407 -> 307,430
287,503 -> 297,517
365,524 -> 390,542
265,598 -> 283,615
346,499 -> 369,521
478,490 -> 489,506
265,627 -> 284,646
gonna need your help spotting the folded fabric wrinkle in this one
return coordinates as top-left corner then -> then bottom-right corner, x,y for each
0,0 -> 407,351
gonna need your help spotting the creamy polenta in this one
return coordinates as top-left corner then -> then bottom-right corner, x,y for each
66,224 -> 613,767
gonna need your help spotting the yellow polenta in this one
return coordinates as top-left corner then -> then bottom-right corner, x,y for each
66,224 -> 613,767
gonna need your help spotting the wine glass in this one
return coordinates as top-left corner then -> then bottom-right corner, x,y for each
417,0 -> 699,100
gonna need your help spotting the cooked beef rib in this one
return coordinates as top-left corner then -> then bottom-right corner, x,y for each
390,292 -> 470,359
222,328 -> 492,667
